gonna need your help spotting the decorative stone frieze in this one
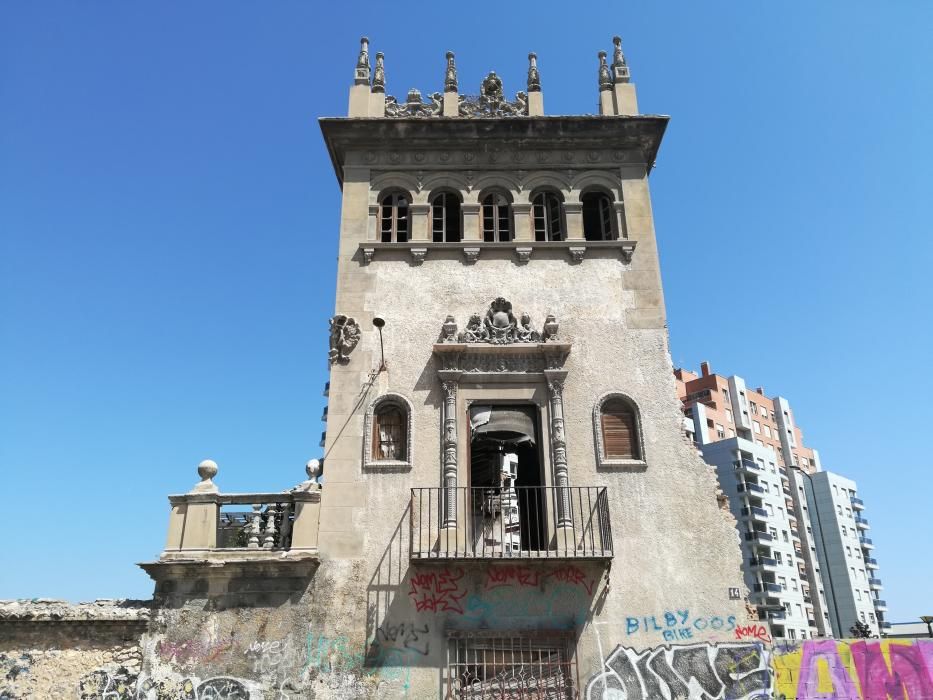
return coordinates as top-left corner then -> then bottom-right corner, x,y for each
451,298 -> 548,345
385,89 -> 443,118
328,315 -> 361,365
458,72 -> 528,118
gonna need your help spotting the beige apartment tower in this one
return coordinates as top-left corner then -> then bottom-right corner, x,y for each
311,37 -> 752,697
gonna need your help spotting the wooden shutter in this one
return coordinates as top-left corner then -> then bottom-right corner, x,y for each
601,400 -> 638,459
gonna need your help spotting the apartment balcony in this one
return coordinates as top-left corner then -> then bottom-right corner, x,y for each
409,486 -> 612,560
741,506 -> 769,522
874,599 -> 888,611
746,530 -> 774,544
860,536 -> 874,549
851,496 -> 865,510
869,578 -> 883,590
855,516 -> 870,530
782,486 -> 792,496
790,528 -> 801,540
881,621 -> 892,630
735,459 -> 763,475
802,594 -> 812,604
749,557 -> 778,570
737,482 -> 765,495
865,557 -> 879,569
779,466 -> 789,476
753,583 -> 782,594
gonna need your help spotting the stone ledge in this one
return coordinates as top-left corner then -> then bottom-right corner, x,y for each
359,240 -> 635,265
138,551 -> 319,582
0,599 -> 152,623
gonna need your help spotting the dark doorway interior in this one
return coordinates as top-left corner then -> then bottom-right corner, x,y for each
469,404 -> 546,552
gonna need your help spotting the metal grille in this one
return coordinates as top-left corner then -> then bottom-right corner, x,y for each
410,486 -> 612,560
447,633 -> 578,700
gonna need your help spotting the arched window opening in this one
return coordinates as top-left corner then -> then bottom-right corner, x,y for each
582,191 -> 615,241
532,192 -> 564,241
432,192 -> 462,243
373,404 -> 407,461
380,192 -> 410,243
482,192 -> 512,242
600,397 -> 642,461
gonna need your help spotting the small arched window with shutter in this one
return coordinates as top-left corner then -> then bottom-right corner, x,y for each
363,393 -> 414,469
594,393 -> 645,467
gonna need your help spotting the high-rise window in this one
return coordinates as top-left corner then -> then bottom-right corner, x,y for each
380,191 -> 410,242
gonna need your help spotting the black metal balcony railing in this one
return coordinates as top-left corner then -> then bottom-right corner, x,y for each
753,583 -> 782,594
741,506 -> 768,519
749,557 -> 777,567
738,459 -> 762,472
851,496 -> 865,508
874,599 -> 887,608
737,482 -> 765,494
410,486 -> 612,560
745,531 -> 774,543
869,578 -> 883,587
860,536 -> 873,547
865,557 -> 879,566
855,516 -> 870,527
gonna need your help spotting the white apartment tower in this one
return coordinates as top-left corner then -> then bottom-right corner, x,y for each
676,362 -> 890,640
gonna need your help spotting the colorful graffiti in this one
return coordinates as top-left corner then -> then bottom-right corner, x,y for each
586,642 -> 770,699
774,639 -> 933,699
305,632 -> 415,691
587,639 -> 933,699
484,564 -> 597,595
735,624 -> 772,643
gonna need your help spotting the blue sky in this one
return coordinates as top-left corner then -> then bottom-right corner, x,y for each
1,2 -> 930,624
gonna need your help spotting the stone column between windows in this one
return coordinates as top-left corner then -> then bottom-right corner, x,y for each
367,204 -> 379,241
544,369 -> 573,536
564,202 -> 584,240
461,203 -> 481,242
439,376 -> 461,528
410,203 -> 431,241
613,201 -> 627,239
512,203 -> 533,241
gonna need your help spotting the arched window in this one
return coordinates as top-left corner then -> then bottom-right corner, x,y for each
532,191 -> 564,241
431,192 -> 462,242
582,191 -> 615,241
364,393 -> 413,468
481,192 -> 512,242
380,192 -> 410,243
594,393 -> 645,467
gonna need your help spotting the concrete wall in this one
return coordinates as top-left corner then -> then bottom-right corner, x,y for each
4,603 -> 933,700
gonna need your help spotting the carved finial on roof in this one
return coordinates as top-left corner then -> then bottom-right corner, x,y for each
598,51 -> 612,91
191,459 -> 219,494
445,51 -> 458,92
481,71 -> 504,99
355,36 -> 371,85
372,52 -> 385,92
527,52 -> 541,93
612,36 -> 630,83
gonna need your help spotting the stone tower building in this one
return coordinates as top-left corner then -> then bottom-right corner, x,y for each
313,36 -> 751,697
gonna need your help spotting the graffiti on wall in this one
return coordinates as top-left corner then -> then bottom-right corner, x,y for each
586,639 -> 933,700
484,564 -> 597,595
408,567 -> 467,614
305,632 -> 415,692
586,642 -> 770,700
619,609 -> 740,642
773,638 -> 933,699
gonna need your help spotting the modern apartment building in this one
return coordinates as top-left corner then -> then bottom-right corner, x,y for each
801,470 -> 889,636
675,361 -> 889,639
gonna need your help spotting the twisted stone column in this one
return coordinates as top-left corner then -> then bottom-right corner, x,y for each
547,377 -> 572,526
442,380 -> 459,527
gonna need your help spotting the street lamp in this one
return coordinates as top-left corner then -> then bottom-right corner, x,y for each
790,465 -> 844,638
921,615 -> 933,638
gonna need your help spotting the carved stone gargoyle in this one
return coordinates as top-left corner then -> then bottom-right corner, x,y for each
328,315 -> 361,365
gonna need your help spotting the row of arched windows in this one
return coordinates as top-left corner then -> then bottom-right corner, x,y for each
364,392 -> 644,467
379,189 -> 620,244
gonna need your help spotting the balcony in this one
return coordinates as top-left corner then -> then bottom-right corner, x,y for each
741,506 -> 769,521
735,459 -> 763,474
745,531 -> 774,544
140,460 -> 321,581
790,528 -> 800,540
855,516 -> 870,530
869,578 -> 883,590
860,536 -> 874,549
882,621 -> 892,630
803,595 -> 812,604
410,486 -> 612,560
737,482 -> 765,495
865,557 -> 879,569
851,497 -> 865,510
749,557 -> 778,570
753,583 -> 782,594
874,599 -> 888,611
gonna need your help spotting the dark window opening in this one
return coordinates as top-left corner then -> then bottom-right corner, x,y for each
532,192 -> 564,241
481,193 -> 512,242
372,404 -> 406,461
432,192 -> 462,242
469,405 -> 545,552
582,191 -> 614,241
380,192 -> 409,243
601,398 -> 640,460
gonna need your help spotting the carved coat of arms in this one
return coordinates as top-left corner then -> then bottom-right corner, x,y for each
328,315 -> 361,365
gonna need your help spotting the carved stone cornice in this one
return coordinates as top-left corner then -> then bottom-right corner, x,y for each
357,240 -> 635,264
434,342 -> 571,381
